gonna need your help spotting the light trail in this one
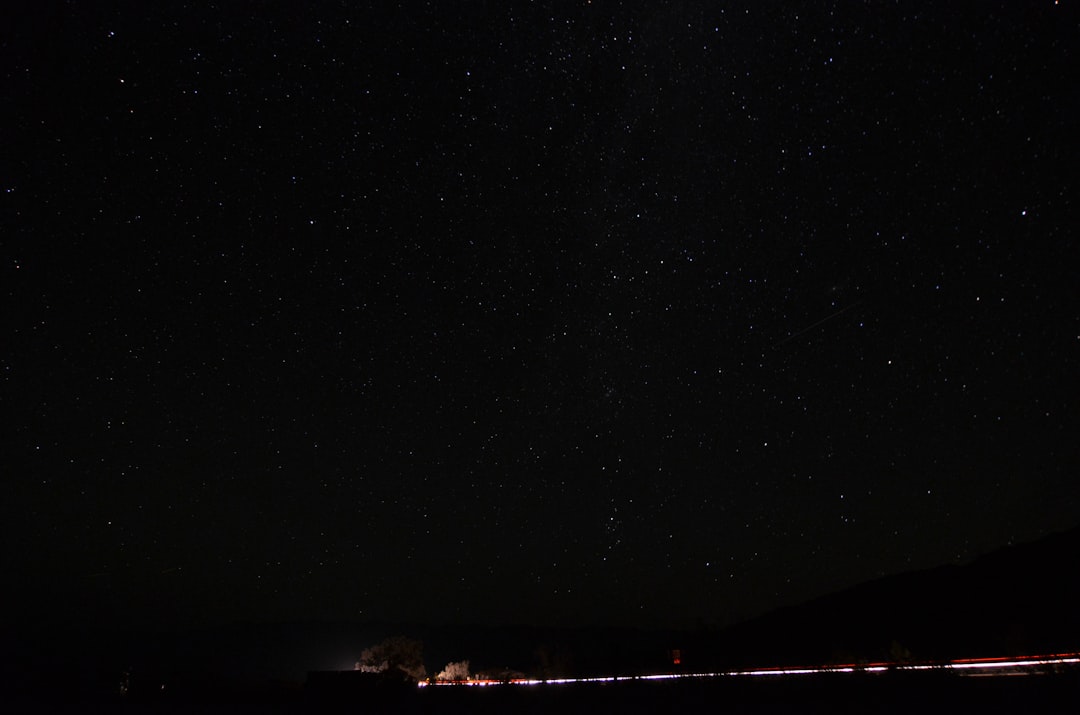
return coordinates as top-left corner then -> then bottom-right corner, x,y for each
417,652 -> 1080,688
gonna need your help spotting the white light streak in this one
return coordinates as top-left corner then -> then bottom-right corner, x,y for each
417,653 -> 1080,689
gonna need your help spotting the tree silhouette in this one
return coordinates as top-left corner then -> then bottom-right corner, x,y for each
357,635 -> 427,682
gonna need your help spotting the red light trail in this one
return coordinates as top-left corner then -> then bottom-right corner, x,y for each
418,652 -> 1080,688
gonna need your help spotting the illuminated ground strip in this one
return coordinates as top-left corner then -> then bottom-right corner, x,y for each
418,653 -> 1080,687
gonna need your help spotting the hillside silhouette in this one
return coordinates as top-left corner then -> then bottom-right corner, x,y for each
702,525 -> 1080,669
4,527 -> 1077,703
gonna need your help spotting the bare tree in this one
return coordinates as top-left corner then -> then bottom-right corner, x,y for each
435,660 -> 470,681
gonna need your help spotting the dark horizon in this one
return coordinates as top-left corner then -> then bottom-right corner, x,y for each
5,0 -> 1078,638
11,520 -> 1079,636
2,524 -> 1078,707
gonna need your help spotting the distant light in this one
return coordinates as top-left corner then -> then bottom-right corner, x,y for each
417,653 -> 1080,688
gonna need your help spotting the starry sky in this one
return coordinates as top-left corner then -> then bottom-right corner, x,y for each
4,1 -> 1078,632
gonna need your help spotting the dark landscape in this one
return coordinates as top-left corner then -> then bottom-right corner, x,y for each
4,527 -> 1079,711
4,0 -> 1078,712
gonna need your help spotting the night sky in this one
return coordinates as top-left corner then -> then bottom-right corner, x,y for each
5,1 -> 1078,633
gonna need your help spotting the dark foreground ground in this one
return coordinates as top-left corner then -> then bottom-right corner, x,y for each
8,671 -> 1080,715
